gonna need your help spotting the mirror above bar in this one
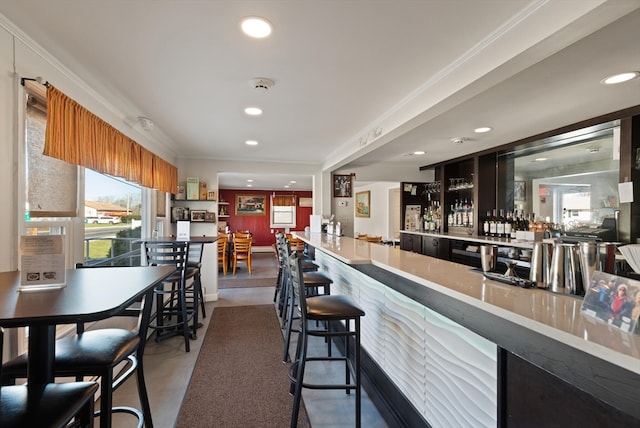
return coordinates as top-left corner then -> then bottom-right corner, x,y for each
497,120 -> 620,239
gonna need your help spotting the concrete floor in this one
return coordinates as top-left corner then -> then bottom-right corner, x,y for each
111,286 -> 388,427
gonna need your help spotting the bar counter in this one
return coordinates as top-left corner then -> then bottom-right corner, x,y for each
294,232 -> 640,428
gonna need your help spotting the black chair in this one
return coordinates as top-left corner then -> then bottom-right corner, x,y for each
187,242 -> 207,319
275,234 -> 333,363
145,241 -> 198,352
273,234 -> 319,306
1,327 -> 99,428
286,251 -> 365,428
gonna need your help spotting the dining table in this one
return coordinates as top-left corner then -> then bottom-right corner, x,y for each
0,265 -> 174,387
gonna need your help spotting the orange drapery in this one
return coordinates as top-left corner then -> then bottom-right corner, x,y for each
272,195 -> 296,206
44,85 -> 177,193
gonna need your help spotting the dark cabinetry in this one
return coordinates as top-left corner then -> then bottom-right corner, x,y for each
421,236 -> 450,259
400,233 -> 422,253
439,154 -> 495,236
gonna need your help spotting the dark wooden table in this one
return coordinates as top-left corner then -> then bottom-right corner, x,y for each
0,266 -> 174,386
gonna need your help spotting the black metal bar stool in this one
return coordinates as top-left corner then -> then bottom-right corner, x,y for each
1,328 -> 99,428
275,235 -> 333,363
286,252 -> 365,428
273,233 -> 319,309
145,241 -> 199,352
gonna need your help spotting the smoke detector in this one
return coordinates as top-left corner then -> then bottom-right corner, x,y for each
451,137 -> 467,144
248,78 -> 275,93
138,116 -> 154,131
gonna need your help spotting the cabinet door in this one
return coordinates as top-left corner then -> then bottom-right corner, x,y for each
422,237 -> 450,259
400,234 -> 422,253
411,235 -> 422,253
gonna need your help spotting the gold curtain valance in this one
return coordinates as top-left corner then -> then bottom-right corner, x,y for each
272,195 -> 296,206
43,85 -> 177,193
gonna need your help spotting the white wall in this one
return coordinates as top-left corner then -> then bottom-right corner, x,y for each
0,26 -> 17,271
353,182 -> 400,240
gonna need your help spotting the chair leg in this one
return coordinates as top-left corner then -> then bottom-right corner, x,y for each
290,322 -> 308,428
274,266 -> 283,302
135,355 -> 153,427
282,290 -> 297,362
98,368 -> 114,428
196,273 -> 206,318
179,285 -> 191,353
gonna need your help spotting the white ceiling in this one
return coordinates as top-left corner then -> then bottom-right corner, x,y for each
1,1 -> 639,191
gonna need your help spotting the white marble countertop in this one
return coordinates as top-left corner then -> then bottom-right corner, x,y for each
295,232 -> 640,376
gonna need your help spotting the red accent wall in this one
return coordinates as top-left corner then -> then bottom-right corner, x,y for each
219,189 -> 312,247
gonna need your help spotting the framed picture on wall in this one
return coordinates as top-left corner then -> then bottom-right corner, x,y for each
190,210 -> 206,222
235,194 -> 266,215
333,174 -> 352,198
355,190 -> 370,218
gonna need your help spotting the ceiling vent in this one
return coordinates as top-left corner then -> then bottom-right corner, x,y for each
249,77 -> 275,93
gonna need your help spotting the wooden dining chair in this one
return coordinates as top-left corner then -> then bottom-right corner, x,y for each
232,236 -> 253,274
217,235 -> 228,275
234,231 -> 252,239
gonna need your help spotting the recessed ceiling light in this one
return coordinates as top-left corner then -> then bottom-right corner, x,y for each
247,179 -> 254,182
535,157 -> 548,162
601,71 -> 639,85
244,106 -> 263,116
247,184 -> 253,187
413,151 -> 425,155
474,127 -> 492,133
241,16 -> 273,38
290,180 -> 296,184
245,140 -> 258,146
284,185 -> 290,188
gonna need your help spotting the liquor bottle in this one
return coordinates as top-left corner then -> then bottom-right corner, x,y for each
483,210 -> 490,236
496,209 -> 506,237
468,199 -> 474,228
462,199 -> 469,227
505,211 -> 514,239
489,209 -> 497,237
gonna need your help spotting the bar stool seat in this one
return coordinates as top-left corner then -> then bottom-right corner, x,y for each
0,382 -> 99,428
286,252 -> 365,428
1,328 -> 99,428
306,295 -> 365,318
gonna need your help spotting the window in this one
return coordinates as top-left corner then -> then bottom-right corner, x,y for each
84,169 -> 142,266
270,195 -> 297,229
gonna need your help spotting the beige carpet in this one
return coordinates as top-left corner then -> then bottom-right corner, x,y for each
218,252 -> 279,288
175,305 -> 310,427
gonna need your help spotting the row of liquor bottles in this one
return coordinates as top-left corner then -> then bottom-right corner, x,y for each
482,210 -> 536,238
447,199 -> 474,228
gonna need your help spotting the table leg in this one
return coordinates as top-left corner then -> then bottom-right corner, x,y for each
27,324 -> 55,385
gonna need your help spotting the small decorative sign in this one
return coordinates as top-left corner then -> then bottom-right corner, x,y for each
176,221 -> 191,241
581,271 -> 640,333
19,235 -> 66,291
186,177 -> 200,200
